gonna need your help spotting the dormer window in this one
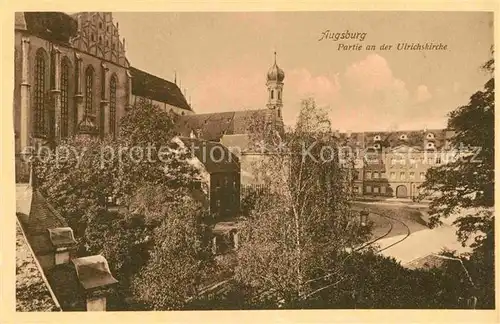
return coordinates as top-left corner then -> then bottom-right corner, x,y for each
399,134 -> 408,140
426,133 -> 435,140
374,135 -> 381,141
373,143 -> 381,150
426,142 -> 435,149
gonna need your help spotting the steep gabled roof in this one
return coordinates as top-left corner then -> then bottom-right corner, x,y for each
176,137 -> 240,174
130,67 -> 192,111
174,108 -> 279,142
16,221 -> 61,312
21,12 -> 78,45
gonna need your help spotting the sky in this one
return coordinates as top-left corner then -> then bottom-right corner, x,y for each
111,11 -> 493,132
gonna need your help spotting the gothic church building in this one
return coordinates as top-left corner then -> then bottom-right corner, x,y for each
14,12 -> 193,182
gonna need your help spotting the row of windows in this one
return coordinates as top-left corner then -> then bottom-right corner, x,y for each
33,48 -> 118,138
365,156 -> 443,166
364,185 -> 387,194
365,171 -> 425,181
213,177 -> 239,190
371,142 -> 437,150
373,133 -> 436,142
390,157 -> 442,165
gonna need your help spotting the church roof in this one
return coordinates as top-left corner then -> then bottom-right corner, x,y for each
174,109 -> 278,142
130,67 -> 192,111
267,52 -> 285,82
20,12 -> 78,45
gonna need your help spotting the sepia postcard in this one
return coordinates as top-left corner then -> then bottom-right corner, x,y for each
1,1 -> 499,323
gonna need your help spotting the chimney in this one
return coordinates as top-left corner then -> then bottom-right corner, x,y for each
48,227 -> 77,266
72,255 -> 118,312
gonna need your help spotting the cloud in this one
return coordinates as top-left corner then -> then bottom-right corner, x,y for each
286,68 -> 341,105
192,53 -> 449,132
344,54 -> 409,99
415,85 -> 432,103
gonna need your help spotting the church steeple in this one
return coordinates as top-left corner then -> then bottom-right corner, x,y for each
266,52 -> 284,115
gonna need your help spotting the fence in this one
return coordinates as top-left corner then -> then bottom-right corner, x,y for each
240,184 -> 268,197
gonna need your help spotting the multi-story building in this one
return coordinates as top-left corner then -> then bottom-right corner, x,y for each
339,129 -> 456,199
14,12 -> 192,182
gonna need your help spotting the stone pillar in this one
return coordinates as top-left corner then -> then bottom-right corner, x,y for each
20,37 -> 31,155
233,231 -> 239,250
87,295 -> 107,311
75,53 -> 84,126
211,236 -> 217,255
126,70 -> 133,110
100,63 -> 109,138
50,46 -> 62,143
19,37 -> 32,182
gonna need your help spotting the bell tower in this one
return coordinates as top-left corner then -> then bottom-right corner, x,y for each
266,52 -> 285,116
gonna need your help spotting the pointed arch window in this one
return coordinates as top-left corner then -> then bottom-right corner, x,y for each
271,89 -> 274,99
85,66 -> 94,115
61,58 -> 70,138
34,49 -> 47,136
278,90 -> 281,100
109,75 -> 117,138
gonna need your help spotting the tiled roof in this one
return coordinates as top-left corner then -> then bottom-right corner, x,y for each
174,109 -> 278,142
19,190 -> 68,256
21,190 -> 67,236
212,221 -> 242,235
16,221 -> 61,312
130,67 -> 192,111
404,253 -> 466,271
21,12 -> 78,45
404,254 -> 449,270
342,129 -> 455,150
177,137 -> 240,174
220,134 -> 252,154
46,264 -> 86,311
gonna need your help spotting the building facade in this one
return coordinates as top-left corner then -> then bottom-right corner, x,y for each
339,129 -> 456,199
14,12 -> 192,182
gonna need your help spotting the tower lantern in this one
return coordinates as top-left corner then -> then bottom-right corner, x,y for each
266,51 -> 285,114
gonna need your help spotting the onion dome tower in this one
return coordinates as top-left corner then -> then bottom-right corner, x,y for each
266,52 -> 285,115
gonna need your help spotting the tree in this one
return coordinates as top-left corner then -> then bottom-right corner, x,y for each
418,53 -> 494,308
234,98 -> 371,308
129,194 -> 214,310
34,100 -> 213,310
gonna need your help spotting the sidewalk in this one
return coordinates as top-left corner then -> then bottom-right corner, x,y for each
354,198 -> 429,209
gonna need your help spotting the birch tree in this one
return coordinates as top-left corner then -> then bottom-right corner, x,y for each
234,98 -> 370,308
